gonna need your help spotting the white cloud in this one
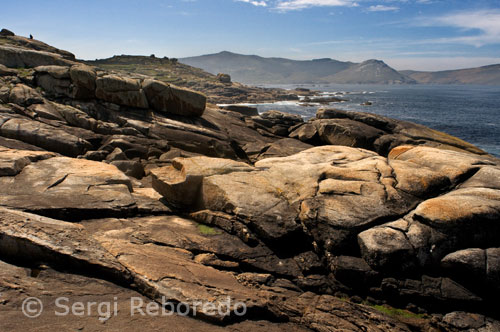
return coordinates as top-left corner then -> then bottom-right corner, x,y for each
275,0 -> 358,11
237,0 -> 268,6
422,9 -> 500,47
367,5 -> 399,12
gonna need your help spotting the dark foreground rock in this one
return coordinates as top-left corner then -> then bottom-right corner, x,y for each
1,30 -> 499,331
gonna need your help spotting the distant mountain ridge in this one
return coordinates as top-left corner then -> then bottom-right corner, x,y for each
401,64 -> 500,85
181,51 -> 500,85
180,51 -> 415,85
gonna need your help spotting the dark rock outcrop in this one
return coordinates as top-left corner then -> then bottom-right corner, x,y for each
290,108 -> 487,156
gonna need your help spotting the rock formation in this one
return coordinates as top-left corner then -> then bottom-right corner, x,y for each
0,30 -> 499,331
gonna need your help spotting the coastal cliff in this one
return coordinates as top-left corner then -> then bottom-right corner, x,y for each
1,30 -> 499,332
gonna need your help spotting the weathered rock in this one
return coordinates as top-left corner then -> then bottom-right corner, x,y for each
358,147 -> 500,275
441,311 -> 500,331
293,109 -> 488,156
34,65 -> 70,79
8,84 -> 43,106
0,157 -> 136,220
358,220 -> 419,273
0,135 -> 47,151
79,149 -> 108,161
0,45 -> 75,68
69,64 -> 96,99
0,259 -> 250,332
0,208 -> 128,281
289,122 -> 319,143
90,226 -> 271,322
0,64 -> 17,76
219,105 -> 258,117
151,156 -> 254,208
256,137 -> 313,160
199,145 -> 419,251
316,118 -> 384,150
331,256 -> 379,290
106,147 -> 128,162
380,276 -> 482,310
95,75 -> 148,109
0,117 -> 92,157
413,187 -> 500,242
142,79 -> 206,116
217,73 -> 231,83
441,248 -> 500,294
250,110 -> 303,136
0,147 -> 55,176
110,160 -> 144,179
0,28 -> 15,36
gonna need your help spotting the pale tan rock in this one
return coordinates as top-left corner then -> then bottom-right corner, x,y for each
0,157 -> 136,220
151,156 -> 254,208
0,147 -> 55,176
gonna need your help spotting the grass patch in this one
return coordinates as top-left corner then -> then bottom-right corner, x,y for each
371,304 -> 426,319
197,224 -> 221,236
16,68 -> 32,78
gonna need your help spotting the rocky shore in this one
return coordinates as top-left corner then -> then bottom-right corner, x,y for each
1,30 -> 499,331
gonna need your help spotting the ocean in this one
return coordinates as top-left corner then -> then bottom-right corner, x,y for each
249,84 -> 500,158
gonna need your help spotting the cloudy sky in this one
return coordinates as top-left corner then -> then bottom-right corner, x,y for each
3,0 -> 500,70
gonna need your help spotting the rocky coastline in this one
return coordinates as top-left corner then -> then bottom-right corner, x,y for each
0,30 -> 499,331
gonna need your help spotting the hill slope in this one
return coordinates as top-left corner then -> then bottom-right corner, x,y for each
401,64 -> 500,85
86,55 -> 312,104
181,51 -> 415,84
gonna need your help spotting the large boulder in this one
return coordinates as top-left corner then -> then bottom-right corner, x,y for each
34,65 -> 72,97
358,146 -> 500,274
69,64 -> 96,99
95,75 -> 148,109
250,110 -> 303,136
151,156 -> 254,208
142,79 -> 206,116
441,248 -> 500,294
8,84 -> 43,106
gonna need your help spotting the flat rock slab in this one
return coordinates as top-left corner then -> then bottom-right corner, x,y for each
0,117 -> 92,157
0,157 -> 136,220
90,222 -> 271,322
0,208 -> 128,282
0,259 -> 268,332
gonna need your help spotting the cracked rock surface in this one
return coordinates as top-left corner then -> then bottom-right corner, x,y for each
1,31 -> 499,331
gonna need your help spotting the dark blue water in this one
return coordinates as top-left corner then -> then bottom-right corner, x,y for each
252,84 -> 500,157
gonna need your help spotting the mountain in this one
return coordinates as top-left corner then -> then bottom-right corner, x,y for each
181,51 -> 415,85
401,64 -> 500,85
323,59 -> 414,84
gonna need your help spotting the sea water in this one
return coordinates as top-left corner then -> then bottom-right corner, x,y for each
249,84 -> 500,157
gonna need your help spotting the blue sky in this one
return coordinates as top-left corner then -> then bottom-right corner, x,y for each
3,0 -> 500,70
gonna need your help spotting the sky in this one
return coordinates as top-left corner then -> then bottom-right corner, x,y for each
3,0 -> 500,71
